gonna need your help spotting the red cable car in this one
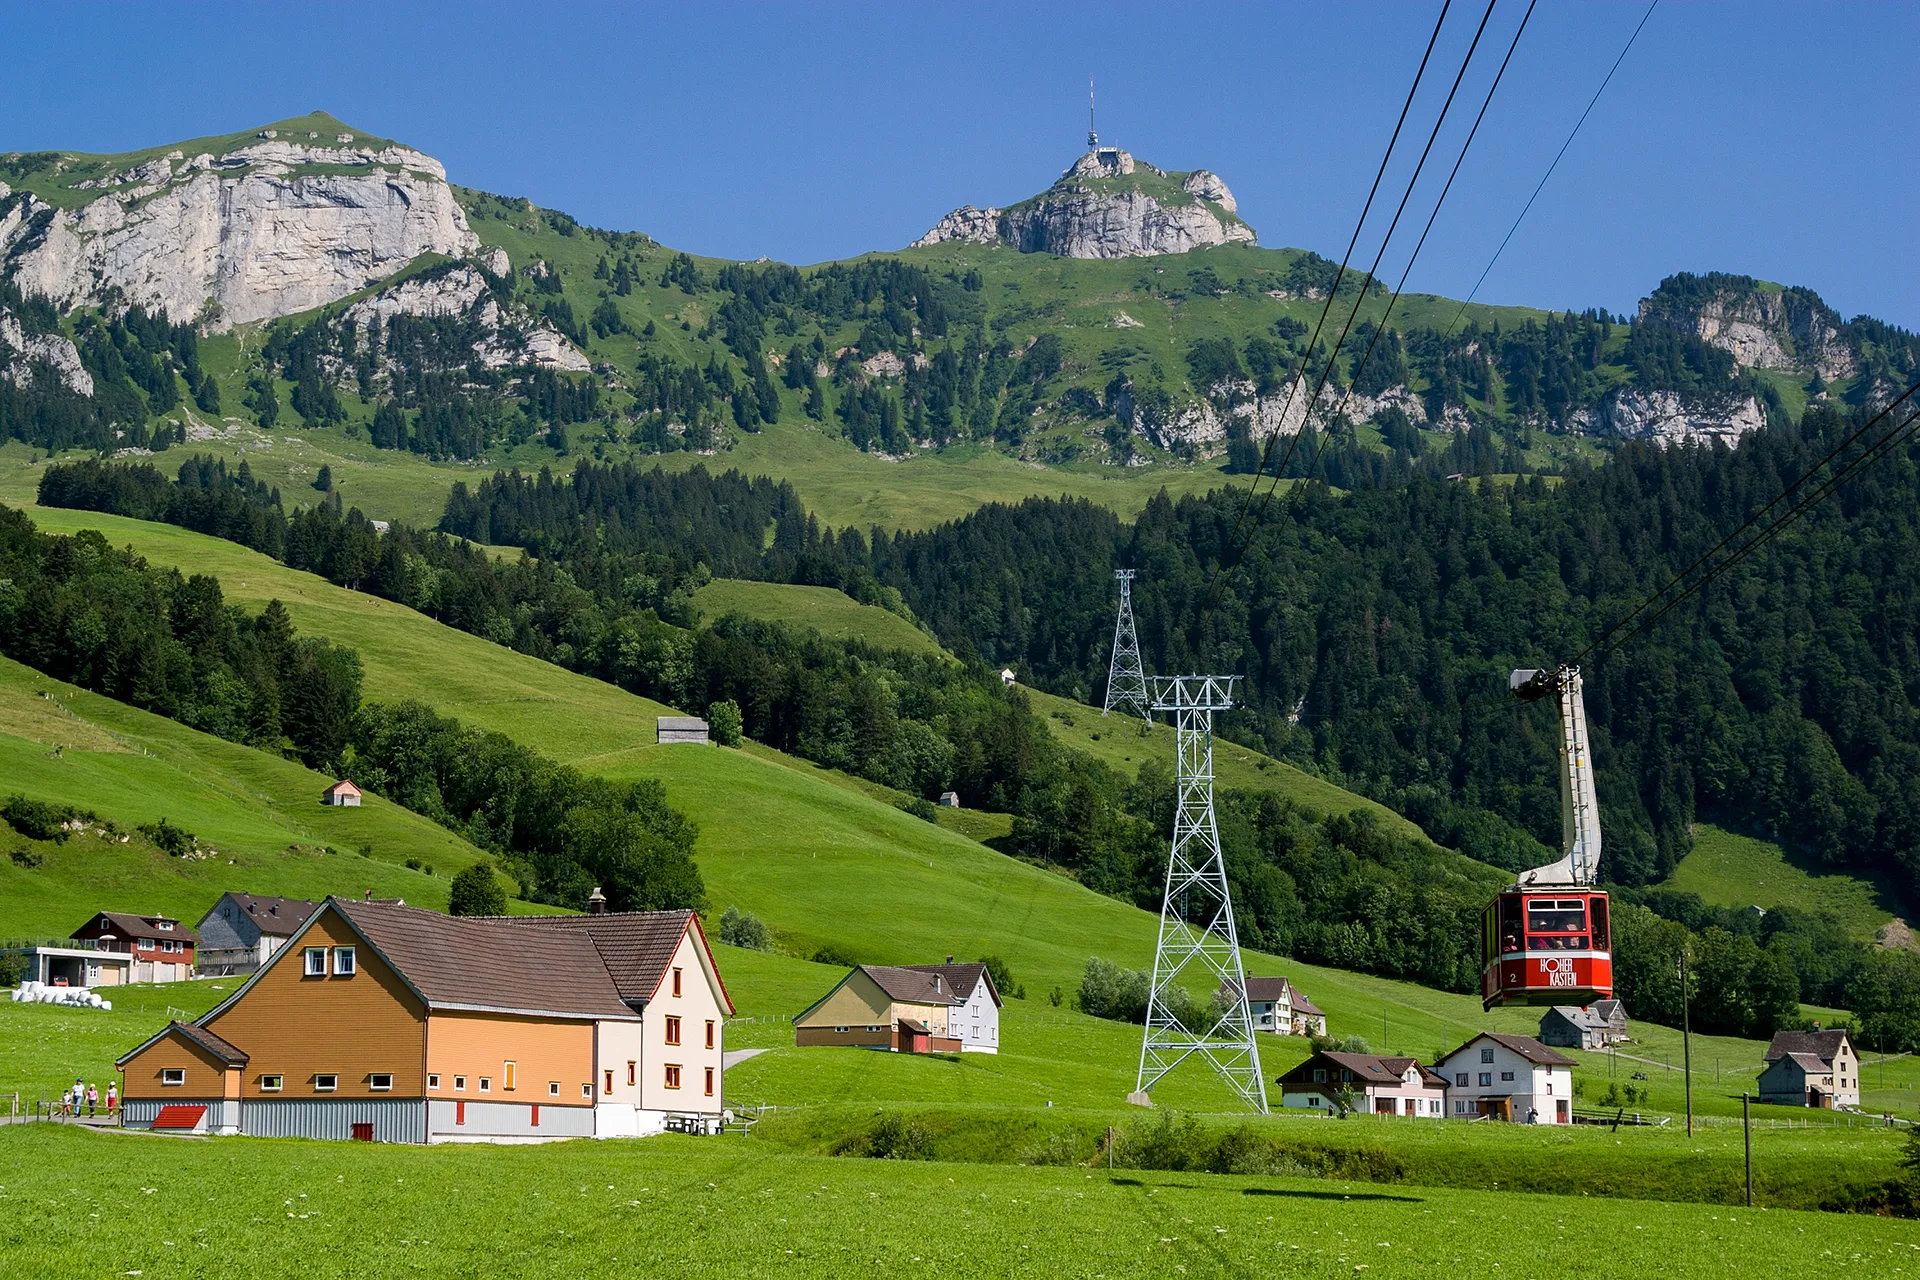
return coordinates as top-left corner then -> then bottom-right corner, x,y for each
1480,667 -> 1615,1010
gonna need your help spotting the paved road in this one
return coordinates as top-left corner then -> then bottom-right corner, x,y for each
723,1047 -> 769,1069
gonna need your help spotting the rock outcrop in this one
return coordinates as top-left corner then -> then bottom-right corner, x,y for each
1,136 -> 478,330
334,261 -> 590,379
0,307 -> 92,395
913,148 -> 1254,259
1572,387 -> 1766,448
1637,273 -> 1856,381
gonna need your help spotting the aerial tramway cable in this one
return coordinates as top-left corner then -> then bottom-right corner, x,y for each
1441,0 -> 1660,339
1213,0 -> 1457,573
1273,0 -> 1536,510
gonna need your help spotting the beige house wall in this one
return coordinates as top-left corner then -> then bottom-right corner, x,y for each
637,929 -> 727,1113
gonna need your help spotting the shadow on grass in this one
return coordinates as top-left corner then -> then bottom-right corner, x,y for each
1106,1177 -> 1421,1203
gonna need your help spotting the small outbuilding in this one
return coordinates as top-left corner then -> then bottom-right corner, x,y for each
1539,999 -> 1628,1051
999,668 -> 1016,687
657,716 -> 710,744
322,779 -> 362,807
937,792 -> 960,808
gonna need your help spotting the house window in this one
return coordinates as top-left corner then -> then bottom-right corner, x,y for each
1313,1068 -> 1327,1083
605,1069 -> 613,1094
1480,1048 -> 1494,1064
1478,1073 -> 1493,1087
672,967 -> 683,998
866,1025 -> 884,1032
1455,1073 -> 1468,1087
478,1077 -> 491,1093
503,1061 -> 517,1091
665,1064 -> 682,1089
549,1081 -> 560,1097
665,1016 -> 682,1046
161,1068 -> 186,1087
333,947 -> 356,976
454,1076 -> 466,1092
304,947 -> 327,976
370,1074 -> 393,1092
704,1066 -> 714,1097
627,1061 -> 636,1087
835,1025 -> 850,1033
315,1074 -> 338,1092
582,1083 -> 591,1099
427,1074 -> 440,1091
1500,1071 -> 1515,1082
261,1074 -> 284,1092
705,1019 -> 715,1050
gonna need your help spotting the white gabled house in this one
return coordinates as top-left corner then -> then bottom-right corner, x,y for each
1436,1032 -> 1576,1123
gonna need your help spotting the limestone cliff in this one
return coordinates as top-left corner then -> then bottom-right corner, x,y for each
913,148 -> 1254,259
330,259 -> 591,383
1,126 -> 478,330
1570,387 -> 1766,447
1636,273 -> 1856,381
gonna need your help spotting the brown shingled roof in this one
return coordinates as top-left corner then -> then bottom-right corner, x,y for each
1449,1031 -> 1576,1067
486,910 -> 726,1011
74,910 -> 201,945
116,1020 -> 247,1069
861,964 -> 965,1006
897,963 -> 1001,1007
1764,1029 -> 1850,1065
331,899 -> 636,1020
223,893 -> 319,937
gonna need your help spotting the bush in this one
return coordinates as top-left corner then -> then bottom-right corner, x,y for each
707,699 -> 743,747
1076,957 -> 1219,1029
897,796 -> 938,822
978,954 -> 1018,999
10,846 -> 43,869
449,860 -> 509,916
2,794 -> 83,843
854,1112 -> 935,1160
718,905 -> 772,952
136,819 -> 195,858
811,942 -> 858,967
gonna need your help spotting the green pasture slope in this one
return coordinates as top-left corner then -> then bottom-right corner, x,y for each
7,1127 -> 1914,1280
690,578 -> 946,657
0,656 -> 508,936
10,508 -> 1886,1106
1664,823 -> 1906,943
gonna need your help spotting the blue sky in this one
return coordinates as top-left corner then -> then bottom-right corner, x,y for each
8,1 -> 1916,327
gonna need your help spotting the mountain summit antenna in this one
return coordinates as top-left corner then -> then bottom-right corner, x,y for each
1103,570 -> 1150,722
1133,675 -> 1266,1113
1087,75 -> 1098,149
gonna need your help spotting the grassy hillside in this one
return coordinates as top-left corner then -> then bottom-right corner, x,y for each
690,578 -> 944,656
0,655 -> 516,937
7,505 -> 1871,1119
1663,824 -> 1907,944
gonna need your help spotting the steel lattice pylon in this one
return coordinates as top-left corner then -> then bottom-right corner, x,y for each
1134,675 -> 1267,1113
1103,570 -> 1151,723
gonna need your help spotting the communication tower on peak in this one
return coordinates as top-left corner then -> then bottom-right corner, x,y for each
1087,75 -> 1098,150
1103,570 -> 1151,723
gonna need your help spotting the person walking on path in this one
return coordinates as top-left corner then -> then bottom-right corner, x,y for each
86,1083 -> 98,1116
68,1079 -> 84,1119
105,1082 -> 118,1115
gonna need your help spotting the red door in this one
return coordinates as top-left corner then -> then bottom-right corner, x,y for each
351,1122 -> 373,1142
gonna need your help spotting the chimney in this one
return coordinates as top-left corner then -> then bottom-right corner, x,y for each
587,886 -> 607,915
946,955 -> 954,964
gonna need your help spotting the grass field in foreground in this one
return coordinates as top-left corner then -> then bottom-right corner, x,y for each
1665,823 -> 1907,943
0,1125 -> 1913,1280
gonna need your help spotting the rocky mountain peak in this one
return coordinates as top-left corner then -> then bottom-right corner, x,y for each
912,148 -> 1254,259
0,114 -> 477,330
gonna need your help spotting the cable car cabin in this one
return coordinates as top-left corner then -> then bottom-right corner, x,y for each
1480,890 -> 1613,1009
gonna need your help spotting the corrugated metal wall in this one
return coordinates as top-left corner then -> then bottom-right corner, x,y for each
120,1099 -> 240,1131
242,1098 -> 425,1143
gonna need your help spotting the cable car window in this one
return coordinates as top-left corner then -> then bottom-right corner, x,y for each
1527,899 -> 1587,934
1590,896 -> 1610,950
1498,896 -> 1523,953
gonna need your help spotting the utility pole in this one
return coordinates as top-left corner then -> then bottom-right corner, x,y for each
1742,1092 -> 1753,1207
1103,570 -> 1151,723
1133,675 -> 1266,1113
1678,947 -> 1694,1137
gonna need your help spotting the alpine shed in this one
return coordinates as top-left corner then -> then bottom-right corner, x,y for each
116,897 -> 733,1142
